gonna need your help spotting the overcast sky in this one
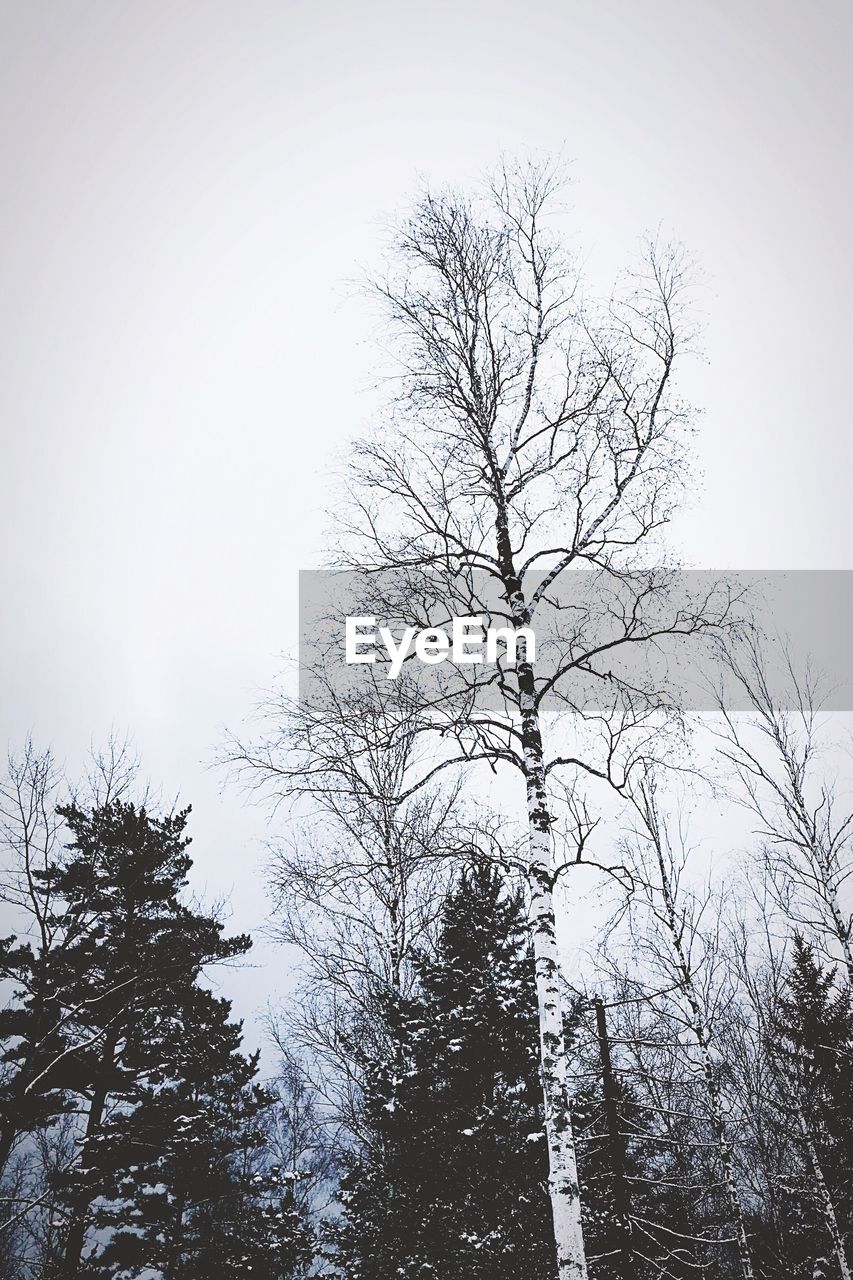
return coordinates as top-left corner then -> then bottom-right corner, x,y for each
1,0 -> 851,1045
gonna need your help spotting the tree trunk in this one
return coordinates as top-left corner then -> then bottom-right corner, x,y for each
0,1122 -> 15,1179
825,889 -> 853,988
521,680 -> 587,1280
62,1031 -> 118,1277
793,1089 -> 852,1280
594,997 -> 632,1280
495,497 -> 589,1280
526,797 -> 587,1278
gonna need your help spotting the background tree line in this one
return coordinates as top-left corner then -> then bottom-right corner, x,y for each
2,655 -> 852,1278
3,163 -> 851,1279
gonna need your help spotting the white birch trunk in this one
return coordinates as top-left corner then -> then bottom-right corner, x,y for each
493,461 -> 589,1279
824,887 -> 853,988
520,684 -> 588,1280
793,1087 -> 852,1280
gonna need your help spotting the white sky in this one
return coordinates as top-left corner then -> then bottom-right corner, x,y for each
1,0 -> 851,1048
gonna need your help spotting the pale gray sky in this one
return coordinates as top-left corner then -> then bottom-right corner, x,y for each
1,0 -> 851,1044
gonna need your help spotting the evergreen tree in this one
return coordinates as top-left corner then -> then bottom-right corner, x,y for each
78,981 -> 311,1279
768,937 -> 853,1280
36,800 -> 248,1273
0,934 -> 76,1173
9,796 -> 305,1277
0,795 -> 313,1278
335,861 -> 555,1279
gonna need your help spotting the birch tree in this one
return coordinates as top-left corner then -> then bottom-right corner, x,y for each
721,901 -> 794,1277
716,635 -> 853,983
227,672 -> 468,1139
321,161 -> 732,1279
621,775 -> 756,1280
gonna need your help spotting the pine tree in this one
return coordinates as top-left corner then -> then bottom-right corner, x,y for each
31,797 -> 317,1278
80,982 -> 312,1278
335,861 -> 555,1279
769,937 -> 853,1280
4,793 -> 306,1274
0,934 -> 76,1172
1,794 -> 314,1278
16,798 -> 265,1276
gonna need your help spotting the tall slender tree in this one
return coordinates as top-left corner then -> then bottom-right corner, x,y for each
323,161 -> 732,1279
621,774 -> 756,1279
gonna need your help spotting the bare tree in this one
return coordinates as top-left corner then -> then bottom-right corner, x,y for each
314,161 -> 734,1279
620,774 -> 756,1280
728,871 -> 853,1280
719,882 -> 794,1275
715,633 -> 853,982
263,1060 -> 339,1221
587,972 -> 741,1278
227,671 -> 469,1139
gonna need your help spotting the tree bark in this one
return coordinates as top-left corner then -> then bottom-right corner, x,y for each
824,889 -> 853,989
525,760 -> 588,1280
495,505 -> 588,1280
792,1089 -> 852,1280
0,1122 -> 15,1178
594,997 -> 632,1280
62,1030 -> 118,1277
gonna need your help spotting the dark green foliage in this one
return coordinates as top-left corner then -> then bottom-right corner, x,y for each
0,933 -> 76,1169
335,862 -> 555,1279
765,937 -> 853,1279
0,798 -> 310,1278
84,1062 -> 312,1278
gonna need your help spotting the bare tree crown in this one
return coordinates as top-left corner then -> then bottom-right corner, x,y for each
342,162 -> 696,598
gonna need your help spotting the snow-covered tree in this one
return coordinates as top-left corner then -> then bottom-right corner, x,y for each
328,160 -> 734,1280
335,861 -> 554,1278
768,937 -> 853,1280
27,799 -> 254,1275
